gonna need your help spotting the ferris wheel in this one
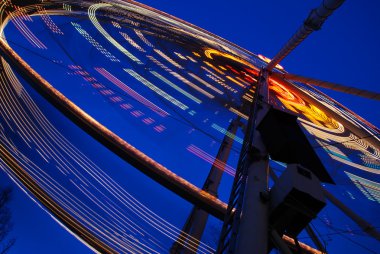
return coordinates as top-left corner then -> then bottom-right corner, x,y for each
0,0 -> 379,253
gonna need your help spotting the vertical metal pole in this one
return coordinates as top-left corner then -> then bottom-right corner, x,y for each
235,133 -> 269,254
235,71 -> 270,254
203,118 -> 241,197
171,119 -> 240,253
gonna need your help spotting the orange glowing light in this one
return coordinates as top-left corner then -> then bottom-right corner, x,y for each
203,61 -> 225,75
258,54 -> 284,70
226,76 -> 246,88
192,51 -> 201,57
269,77 -> 338,129
204,48 -> 259,72
244,67 -> 259,76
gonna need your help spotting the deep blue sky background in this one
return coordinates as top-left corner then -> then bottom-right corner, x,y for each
1,1 -> 379,253
137,0 -> 380,128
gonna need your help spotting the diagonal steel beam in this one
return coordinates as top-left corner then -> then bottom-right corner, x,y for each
266,0 -> 345,71
272,72 -> 380,100
0,3 -> 333,253
323,189 -> 380,242
0,30 -> 228,221
0,32 -> 323,254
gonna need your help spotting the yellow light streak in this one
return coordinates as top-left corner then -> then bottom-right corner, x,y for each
203,61 -> 225,75
226,76 -> 246,88
188,72 -> 223,95
150,71 -> 202,104
228,107 -> 248,120
192,52 -> 201,57
124,69 -> 189,110
88,3 -> 143,64
154,49 -> 184,69
204,48 -> 259,71
258,54 -> 284,70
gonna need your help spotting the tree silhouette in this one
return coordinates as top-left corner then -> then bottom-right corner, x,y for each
0,187 -> 15,254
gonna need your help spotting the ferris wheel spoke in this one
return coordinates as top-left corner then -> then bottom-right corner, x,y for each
272,72 -> 380,101
266,0 -> 345,71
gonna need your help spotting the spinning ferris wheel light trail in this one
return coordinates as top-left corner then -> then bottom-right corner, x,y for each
0,0 -> 378,253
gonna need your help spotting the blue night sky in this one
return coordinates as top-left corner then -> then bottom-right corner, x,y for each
1,1 -> 379,254
137,0 -> 380,128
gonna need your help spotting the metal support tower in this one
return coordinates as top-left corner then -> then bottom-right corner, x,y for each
217,71 -> 270,253
171,118 -> 240,253
235,128 -> 269,254
235,71 -> 270,254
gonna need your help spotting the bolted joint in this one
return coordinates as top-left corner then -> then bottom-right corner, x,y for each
260,190 -> 270,203
251,147 -> 269,161
304,9 -> 325,31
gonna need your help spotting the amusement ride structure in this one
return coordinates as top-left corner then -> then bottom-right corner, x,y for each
0,0 -> 379,253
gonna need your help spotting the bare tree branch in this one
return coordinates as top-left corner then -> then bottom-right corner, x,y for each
0,187 -> 15,254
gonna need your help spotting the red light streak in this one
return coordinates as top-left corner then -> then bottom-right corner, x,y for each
187,145 -> 235,177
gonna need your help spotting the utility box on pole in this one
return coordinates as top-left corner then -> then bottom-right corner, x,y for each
269,164 -> 326,237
